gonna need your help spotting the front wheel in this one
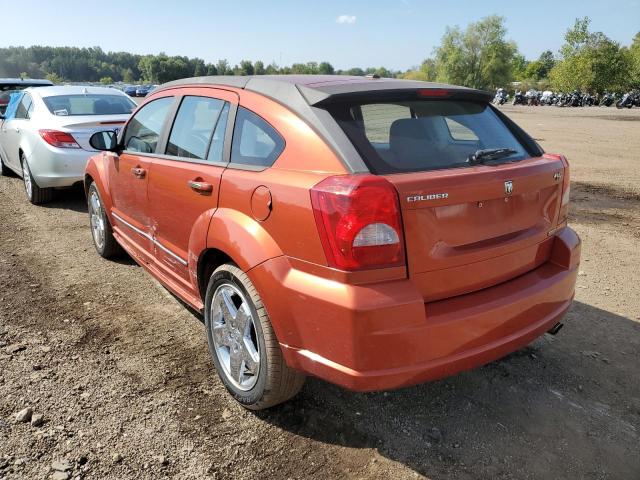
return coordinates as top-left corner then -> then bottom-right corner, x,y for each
204,263 -> 305,410
21,153 -> 52,205
87,182 -> 122,258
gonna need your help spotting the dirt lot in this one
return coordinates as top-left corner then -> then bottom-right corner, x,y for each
0,105 -> 639,480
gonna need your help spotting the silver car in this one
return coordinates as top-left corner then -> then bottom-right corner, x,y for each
0,85 -> 136,204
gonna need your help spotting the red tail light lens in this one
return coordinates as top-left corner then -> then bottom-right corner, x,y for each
310,175 -> 406,271
559,159 -> 570,222
39,130 -> 80,149
544,153 -> 570,224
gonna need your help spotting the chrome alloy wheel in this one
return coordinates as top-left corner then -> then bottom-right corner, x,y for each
88,190 -> 106,251
210,283 -> 260,391
22,160 -> 32,200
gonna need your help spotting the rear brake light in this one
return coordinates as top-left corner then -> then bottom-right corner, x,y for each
560,158 -> 570,222
310,175 -> 406,271
39,130 -> 80,149
417,88 -> 450,98
546,153 -> 570,223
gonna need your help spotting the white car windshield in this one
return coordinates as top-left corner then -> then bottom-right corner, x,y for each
42,94 -> 136,116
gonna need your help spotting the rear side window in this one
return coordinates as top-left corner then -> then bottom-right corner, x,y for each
230,107 -> 284,168
166,96 -> 228,161
14,94 -> 33,119
325,100 -> 528,174
124,97 -> 173,153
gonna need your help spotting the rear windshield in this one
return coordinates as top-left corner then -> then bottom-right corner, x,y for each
325,100 -> 529,174
42,94 -> 136,116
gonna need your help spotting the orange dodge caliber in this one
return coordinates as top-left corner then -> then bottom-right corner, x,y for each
84,75 -> 580,409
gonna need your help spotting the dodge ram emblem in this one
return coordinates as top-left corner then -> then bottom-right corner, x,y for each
504,180 -> 513,195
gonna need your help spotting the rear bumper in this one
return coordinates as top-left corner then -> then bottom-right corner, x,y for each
250,226 -> 580,392
26,144 -> 92,188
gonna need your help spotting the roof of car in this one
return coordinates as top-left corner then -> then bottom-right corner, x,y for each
26,85 -> 129,98
154,75 -> 493,175
0,78 -> 53,86
158,74 -> 491,106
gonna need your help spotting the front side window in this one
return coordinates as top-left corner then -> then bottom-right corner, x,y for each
42,94 -> 136,116
230,107 -> 284,168
325,100 -> 528,174
166,96 -> 228,160
124,97 -> 174,153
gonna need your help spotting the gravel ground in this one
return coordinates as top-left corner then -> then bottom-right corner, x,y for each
0,105 -> 639,480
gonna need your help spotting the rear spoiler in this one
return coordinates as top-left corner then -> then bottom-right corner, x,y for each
298,82 -> 494,106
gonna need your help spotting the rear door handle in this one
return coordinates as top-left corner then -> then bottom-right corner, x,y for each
131,167 -> 146,179
188,179 -> 213,194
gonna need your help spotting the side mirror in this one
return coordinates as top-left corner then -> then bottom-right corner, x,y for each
89,130 -> 119,152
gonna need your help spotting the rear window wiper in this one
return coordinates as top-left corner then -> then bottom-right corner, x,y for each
467,148 -> 517,166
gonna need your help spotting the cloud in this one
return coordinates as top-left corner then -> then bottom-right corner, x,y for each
336,14 -> 357,24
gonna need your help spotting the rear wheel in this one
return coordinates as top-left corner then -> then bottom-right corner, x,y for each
21,153 -> 52,205
204,263 -> 305,410
87,182 -> 122,258
0,155 -> 9,176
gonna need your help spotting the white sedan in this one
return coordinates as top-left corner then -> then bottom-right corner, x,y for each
0,85 -> 136,204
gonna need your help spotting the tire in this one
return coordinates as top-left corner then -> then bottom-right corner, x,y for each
204,263 -> 305,410
21,153 -> 52,205
87,182 -> 122,258
0,154 -> 10,176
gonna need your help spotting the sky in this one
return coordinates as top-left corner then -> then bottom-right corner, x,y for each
1,0 -> 639,71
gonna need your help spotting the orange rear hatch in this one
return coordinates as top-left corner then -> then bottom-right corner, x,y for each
386,156 -> 565,301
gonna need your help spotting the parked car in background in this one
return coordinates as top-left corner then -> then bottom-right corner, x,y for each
0,78 -> 53,115
135,85 -> 152,97
84,75 -> 580,409
123,85 -> 138,97
0,85 -> 136,204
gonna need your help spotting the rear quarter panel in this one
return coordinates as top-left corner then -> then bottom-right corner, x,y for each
213,90 -> 348,267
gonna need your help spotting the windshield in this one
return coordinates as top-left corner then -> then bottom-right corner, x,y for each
42,94 -> 136,116
324,100 -> 529,174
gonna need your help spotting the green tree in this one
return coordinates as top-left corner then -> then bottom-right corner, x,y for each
205,63 -> 218,75
192,58 -> 206,76
434,15 -> 518,89
254,60 -> 265,75
216,59 -> 230,76
550,18 -> 632,92
403,59 -> 436,81
45,72 -> 62,84
122,68 -> 135,83
265,62 -> 279,74
629,32 -> 640,86
346,67 -> 365,76
318,61 -> 334,74
99,76 -> 113,85
238,60 -> 254,76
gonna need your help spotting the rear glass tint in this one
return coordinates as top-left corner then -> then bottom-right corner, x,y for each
43,94 -> 136,116
325,100 -> 528,174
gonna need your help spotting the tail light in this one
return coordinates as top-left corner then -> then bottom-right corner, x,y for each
545,153 -> 570,224
559,156 -> 570,223
310,175 -> 405,270
39,130 -> 80,149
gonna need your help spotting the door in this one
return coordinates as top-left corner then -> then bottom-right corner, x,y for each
107,95 -> 176,260
147,90 -> 237,289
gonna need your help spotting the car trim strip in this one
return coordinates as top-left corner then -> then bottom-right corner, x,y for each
111,211 -> 188,266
